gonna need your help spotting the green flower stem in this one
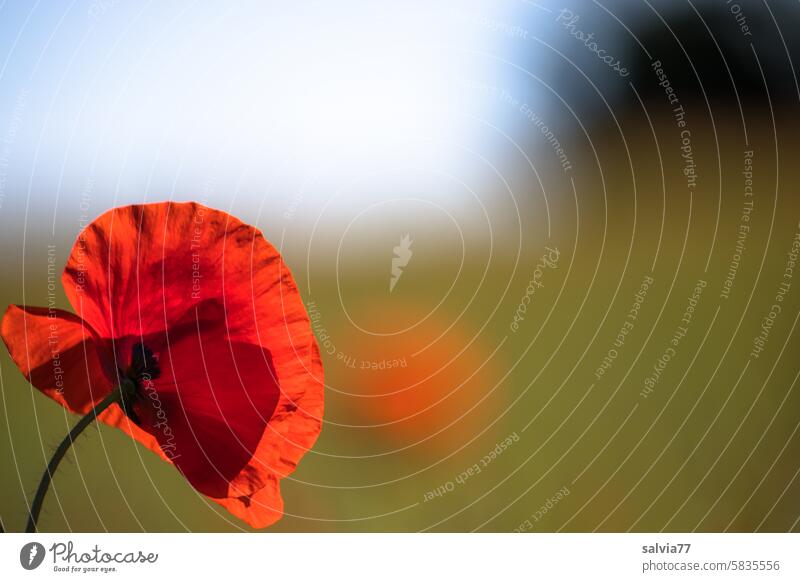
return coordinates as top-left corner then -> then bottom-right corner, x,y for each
26,387 -> 122,533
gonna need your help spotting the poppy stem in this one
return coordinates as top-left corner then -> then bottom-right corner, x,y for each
25,388 -> 121,533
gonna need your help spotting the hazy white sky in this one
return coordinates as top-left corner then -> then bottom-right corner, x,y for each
0,1 -> 581,242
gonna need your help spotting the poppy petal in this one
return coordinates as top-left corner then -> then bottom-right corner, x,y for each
136,329 -> 281,499
0,305 -> 114,413
214,473 -> 284,529
58,202 -> 323,525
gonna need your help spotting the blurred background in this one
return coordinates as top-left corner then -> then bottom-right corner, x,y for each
1,0 -> 800,532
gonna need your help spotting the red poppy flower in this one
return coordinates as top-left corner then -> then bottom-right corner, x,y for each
1,202 -> 324,528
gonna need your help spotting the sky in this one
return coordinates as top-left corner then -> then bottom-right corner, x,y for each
0,0 -> 568,236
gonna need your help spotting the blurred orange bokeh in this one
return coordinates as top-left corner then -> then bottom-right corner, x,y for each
339,304 -> 499,456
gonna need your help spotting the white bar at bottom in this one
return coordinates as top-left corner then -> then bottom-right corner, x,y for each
1,533 -> 798,581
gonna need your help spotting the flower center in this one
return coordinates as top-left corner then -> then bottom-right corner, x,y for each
119,342 -> 161,425
127,342 -> 161,383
